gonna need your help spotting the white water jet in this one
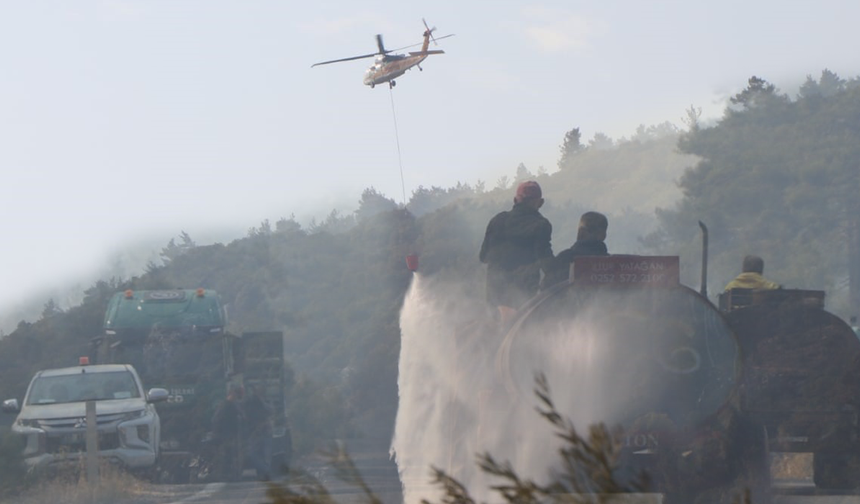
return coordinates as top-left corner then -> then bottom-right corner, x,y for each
391,274 -> 628,503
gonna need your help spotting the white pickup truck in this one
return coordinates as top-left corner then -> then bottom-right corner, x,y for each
2,360 -> 168,474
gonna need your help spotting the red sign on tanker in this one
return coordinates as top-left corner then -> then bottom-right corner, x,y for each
572,256 -> 680,287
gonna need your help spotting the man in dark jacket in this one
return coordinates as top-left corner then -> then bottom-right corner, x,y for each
543,211 -> 609,288
480,181 -> 553,322
211,385 -> 245,481
242,385 -> 273,481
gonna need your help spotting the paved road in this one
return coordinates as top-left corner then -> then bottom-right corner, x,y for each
144,446 -> 404,504
773,479 -> 860,504
147,477 -> 860,504
127,451 -> 860,504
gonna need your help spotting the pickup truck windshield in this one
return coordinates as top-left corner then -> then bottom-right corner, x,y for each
27,371 -> 140,405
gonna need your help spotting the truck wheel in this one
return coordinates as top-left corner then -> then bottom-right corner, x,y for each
673,424 -> 771,504
737,426 -> 772,504
175,462 -> 192,484
814,452 -> 860,489
273,429 -> 292,474
133,464 -> 160,484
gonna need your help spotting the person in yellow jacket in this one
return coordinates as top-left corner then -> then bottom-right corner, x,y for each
724,255 -> 780,291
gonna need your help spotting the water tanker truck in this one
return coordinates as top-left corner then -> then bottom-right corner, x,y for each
720,288 -> 860,490
492,254 -> 860,503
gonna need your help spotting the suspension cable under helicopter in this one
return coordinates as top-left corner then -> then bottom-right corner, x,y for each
389,87 -> 407,205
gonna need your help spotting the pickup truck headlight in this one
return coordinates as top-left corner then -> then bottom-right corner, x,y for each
16,418 -> 41,428
118,409 -> 147,423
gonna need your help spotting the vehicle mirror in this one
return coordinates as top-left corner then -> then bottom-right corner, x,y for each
2,398 -> 20,413
147,388 -> 169,404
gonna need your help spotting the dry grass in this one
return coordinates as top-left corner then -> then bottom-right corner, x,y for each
4,462 -> 150,504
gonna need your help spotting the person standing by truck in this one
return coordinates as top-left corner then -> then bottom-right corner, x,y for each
242,385 -> 273,481
211,385 -> 244,481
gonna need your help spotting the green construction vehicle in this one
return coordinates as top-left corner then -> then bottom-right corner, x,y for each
94,288 -> 291,482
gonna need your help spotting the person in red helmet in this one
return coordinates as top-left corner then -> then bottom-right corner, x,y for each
480,181 -> 553,323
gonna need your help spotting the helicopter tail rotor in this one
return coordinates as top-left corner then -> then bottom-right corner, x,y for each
422,18 -> 438,45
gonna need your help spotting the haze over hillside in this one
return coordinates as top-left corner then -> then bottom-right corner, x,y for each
3,2 -> 859,331
3,71 -> 860,464
0,123 -> 693,336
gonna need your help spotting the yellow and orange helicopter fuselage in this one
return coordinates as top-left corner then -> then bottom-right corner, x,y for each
313,20 -> 452,89
363,50 -> 443,88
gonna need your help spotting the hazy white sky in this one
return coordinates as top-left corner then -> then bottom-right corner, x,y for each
2,0 -> 859,313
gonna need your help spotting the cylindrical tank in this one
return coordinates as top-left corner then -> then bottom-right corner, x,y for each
494,276 -> 751,500
499,283 -> 741,431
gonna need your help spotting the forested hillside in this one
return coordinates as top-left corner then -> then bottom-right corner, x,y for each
0,126 -> 690,448
3,69 -> 858,450
648,70 -> 860,316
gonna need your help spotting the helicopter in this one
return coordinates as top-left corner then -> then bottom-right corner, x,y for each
312,19 -> 453,89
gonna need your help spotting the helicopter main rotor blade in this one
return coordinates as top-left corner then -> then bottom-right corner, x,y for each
311,52 -> 378,67
387,34 -> 455,53
387,40 -> 424,52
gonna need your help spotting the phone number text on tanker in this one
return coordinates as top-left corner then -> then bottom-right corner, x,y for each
589,273 -> 667,284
